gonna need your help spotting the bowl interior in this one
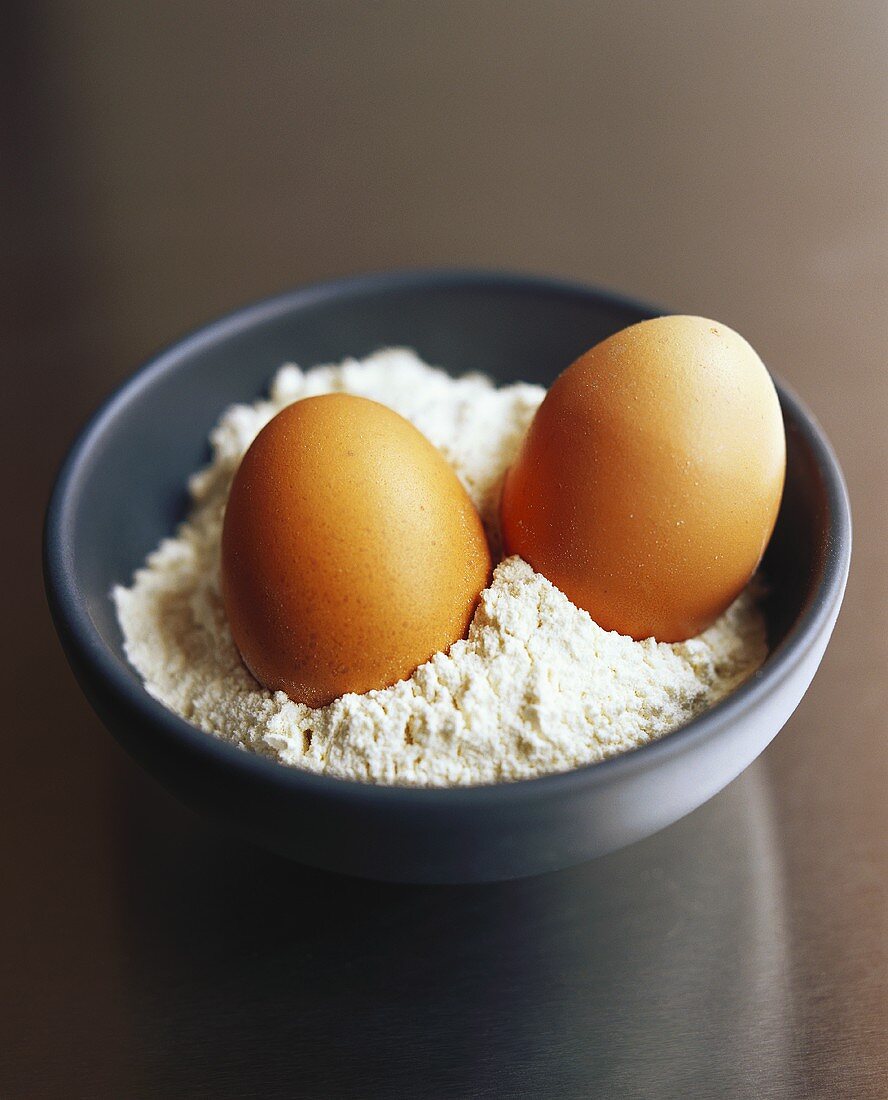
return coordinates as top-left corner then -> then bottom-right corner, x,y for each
59,273 -> 832,705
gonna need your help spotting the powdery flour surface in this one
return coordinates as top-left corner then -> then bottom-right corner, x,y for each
114,350 -> 768,787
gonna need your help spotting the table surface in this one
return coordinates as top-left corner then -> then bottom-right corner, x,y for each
3,3 -> 886,1096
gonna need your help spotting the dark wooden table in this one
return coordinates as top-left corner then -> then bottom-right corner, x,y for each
3,2 -> 885,1096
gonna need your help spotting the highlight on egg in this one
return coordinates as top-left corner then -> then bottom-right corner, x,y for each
500,315 -> 786,642
221,393 -> 492,707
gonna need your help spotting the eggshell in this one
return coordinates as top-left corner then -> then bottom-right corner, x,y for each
500,316 -> 786,641
221,393 -> 491,707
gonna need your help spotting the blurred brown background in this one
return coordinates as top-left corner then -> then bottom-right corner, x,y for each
3,2 -> 886,1097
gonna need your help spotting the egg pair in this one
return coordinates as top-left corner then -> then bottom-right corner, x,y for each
222,316 -> 785,706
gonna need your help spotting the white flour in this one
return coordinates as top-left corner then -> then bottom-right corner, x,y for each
114,350 -> 768,787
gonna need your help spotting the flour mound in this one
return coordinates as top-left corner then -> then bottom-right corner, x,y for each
114,350 -> 767,787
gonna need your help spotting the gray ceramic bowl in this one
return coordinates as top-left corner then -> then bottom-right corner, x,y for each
44,270 -> 851,883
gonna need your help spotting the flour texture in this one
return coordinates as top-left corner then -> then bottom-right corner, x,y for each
114,350 -> 768,786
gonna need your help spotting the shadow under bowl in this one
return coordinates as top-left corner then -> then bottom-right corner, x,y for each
44,269 -> 851,883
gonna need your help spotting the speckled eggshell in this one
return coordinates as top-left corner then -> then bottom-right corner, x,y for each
500,316 -> 786,642
221,393 -> 492,707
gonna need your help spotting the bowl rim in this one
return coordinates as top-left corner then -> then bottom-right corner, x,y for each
44,267 -> 852,808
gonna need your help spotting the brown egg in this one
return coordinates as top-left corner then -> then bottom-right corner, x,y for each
501,316 -> 786,641
221,393 -> 491,707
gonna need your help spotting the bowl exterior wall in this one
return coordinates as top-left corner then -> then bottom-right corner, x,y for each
48,556 -> 845,883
